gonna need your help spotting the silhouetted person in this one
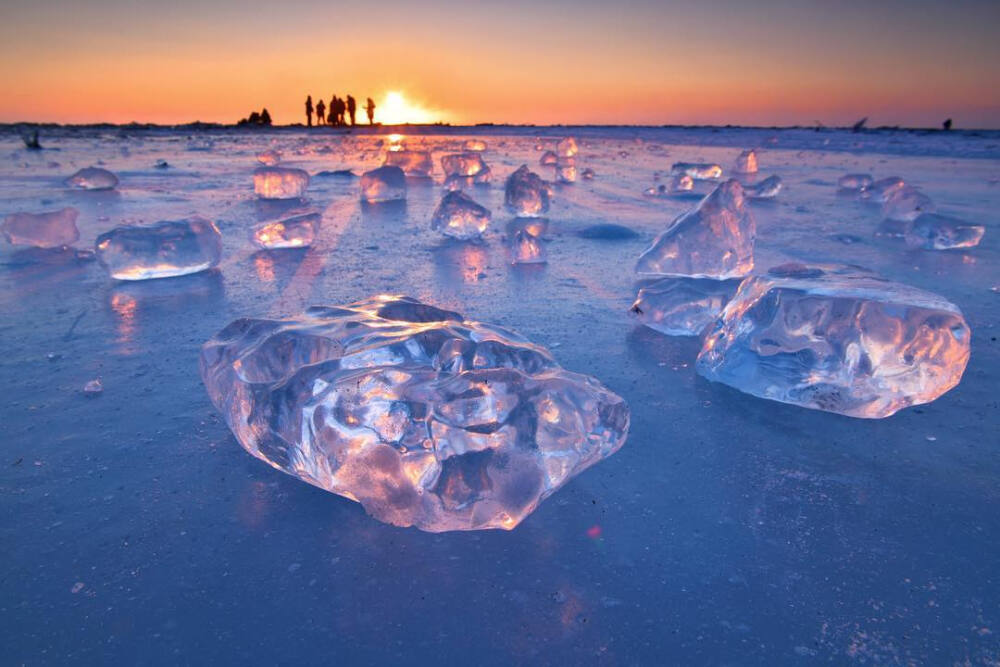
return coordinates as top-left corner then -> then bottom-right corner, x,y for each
366,97 -> 375,125
943,118 -> 953,131
305,95 -> 313,127
328,96 -> 335,125
260,108 -> 272,126
346,95 -> 357,126
336,97 -> 346,126
316,99 -> 326,125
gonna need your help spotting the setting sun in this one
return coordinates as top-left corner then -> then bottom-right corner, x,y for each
377,91 -> 443,125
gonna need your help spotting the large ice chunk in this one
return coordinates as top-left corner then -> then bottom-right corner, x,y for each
904,214 -> 985,250
505,165 -> 551,217
66,167 -> 118,190
431,191 -> 491,240
384,150 -> 433,177
696,263 -> 970,418
95,217 -> 222,280
441,152 -> 487,178
2,207 -> 79,248
199,295 -> 629,532
671,162 -> 722,180
882,185 -> 935,221
251,212 -> 320,249
253,167 -> 310,199
734,150 -> 758,174
630,277 -> 740,336
636,179 -> 755,279
360,166 -> 406,203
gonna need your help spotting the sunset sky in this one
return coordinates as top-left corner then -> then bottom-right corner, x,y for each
1,0 -> 998,127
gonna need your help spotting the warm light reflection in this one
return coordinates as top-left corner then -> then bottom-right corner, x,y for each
254,253 -> 275,283
110,292 -> 137,349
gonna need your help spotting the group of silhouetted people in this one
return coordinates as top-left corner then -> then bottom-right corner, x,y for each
305,94 -> 376,128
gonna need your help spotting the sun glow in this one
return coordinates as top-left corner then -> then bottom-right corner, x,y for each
378,91 -> 442,125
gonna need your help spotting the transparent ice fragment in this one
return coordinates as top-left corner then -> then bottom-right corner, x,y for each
251,212 -> 320,249
556,163 -> 577,183
441,152 -> 487,178
882,185 -> 935,221
505,165 -> 551,217
384,150 -> 433,177
904,214 -> 985,250
431,191 -> 491,240
83,379 -> 103,396
557,137 -> 578,158
671,162 -> 722,180
509,228 -> 547,264
866,177 -> 905,203
95,216 -> 222,280
696,263 -> 971,418
540,150 -> 558,166
734,149 -> 758,174
2,207 -> 79,248
360,166 -> 407,203
463,139 -> 487,151
66,167 -> 118,190
670,174 -> 695,193
630,277 -> 740,336
636,179 -> 755,279
744,175 -> 782,199
257,149 -> 281,165
838,173 -> 873,192
199,295 -> 629,532
253,167 -> 310,199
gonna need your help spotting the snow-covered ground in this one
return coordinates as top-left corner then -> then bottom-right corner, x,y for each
1,126 -> 998,664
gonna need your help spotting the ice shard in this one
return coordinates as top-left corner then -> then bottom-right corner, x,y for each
696,263 -> 971,418
630,277 -> 740,336
635,179 -> 755,279
441,152 -> 488,178
251,212 -> 320,249
744,175 -> 782,200
384,150 -> 434,177
882,186 -> 935,222
838,173 -> 873,192
253,167 -> 310,199
431,191 -> 491,240
2,207 -> 79,248
556,163 -> 577,183
360,166 -> 406,203
66,167 -> 118,191
199,295 -> 629,532
734,149 -> 758,174
540,151 -> 558,166
95,217 -> 222,280
904,214 -> 985,250
671,162 -> 723,180
509,228 -> 547,264
505,165 -> 551,217
557,137 -> 579,158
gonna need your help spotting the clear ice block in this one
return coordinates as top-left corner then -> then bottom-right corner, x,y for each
866,177 -> 905,203
253,167 -> 310,199
256,149 -> 281,166
734,149 -> 758,174
251,212 -> 320,249
199,295 -> 629,532
904,214 -> 985,250
384,150 -> 434,177
882,185 -> 935,222
441,152 -> 488,178
95,217 -> 223,280
360,166 -> 407,203
557,137 -> 578,158
66,167 -> 118,190
2,207 -> 79,248
431,191 -> 491,240
505,165 -> 551,217
630,277 -> 740,336
671,162 -> 723,180
540,151 -> 558,166
509,228 -> 547,264
463,139 -> 487,151
696,263 -> 971,418
556,163 -> 577,183
635,179 -> 755,279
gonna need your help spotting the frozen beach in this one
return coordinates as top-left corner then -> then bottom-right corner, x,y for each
1,125 -> 998,664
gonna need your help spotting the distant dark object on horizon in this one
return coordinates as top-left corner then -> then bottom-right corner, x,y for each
237,108 -> 272,127
943,118 -> 953,131
21,128 -> 41,150
852,117 -> 868,133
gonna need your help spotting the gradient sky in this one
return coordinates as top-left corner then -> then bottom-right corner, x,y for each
1,0 -> 999,127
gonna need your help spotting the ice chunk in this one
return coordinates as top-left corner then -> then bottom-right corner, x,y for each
199,295 -> 629,532
882,185 -> 935,221
636,180 -> 755,279
838,173 -> 873,192
251,212 -> 320,249
253,167 -> 310,199
540,151 -> 558,166
670,174 -> 695,193
95,217 -> 222,280
696,263 -> 970,418
384,150 -> 433,177
504,165 -> 551,217
431,191 -> 491,240
630,277 -> 740,336
66,167 -> 118,190
257,149 -> 281,166
866,177 -> 905,203
83,379 -> 103,396
509,228 -> 546,264
557,137 -> 578,158
2,207 -> 79,248
441,152 -> 488,178
360,166 -> 406,203
556,163 -> 577,183
904,214 -> 985,250
671,162 -> 722,180
744,175 -> 782,200
463,139 -> 487,151
734,149 -> 758,174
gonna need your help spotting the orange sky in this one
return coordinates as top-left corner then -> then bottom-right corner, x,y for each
1,0 -> 998,127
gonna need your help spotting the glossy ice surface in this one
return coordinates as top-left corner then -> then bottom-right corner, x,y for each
630,276 -> 740,336
671,161 -> 723,179
440,152 -> 488,178
504,165 -> 551,217
431,190 -> 491,240
95,217 -> 223,280
251,212 -> 319,249
384,149 -> 434,177
253,166 -> 310,199
65,166 -> 118,190
2,126 -> 998,664
697,263 -> 971,418
360,165 -> 406,202
2,207 -> 80,247
735,149 -> 758,174
199,295 -> 629,532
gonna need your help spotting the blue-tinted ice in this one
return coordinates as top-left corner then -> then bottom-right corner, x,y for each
505,165 -> 551,217
2,207 -> 79,248
360,166 -> 406,203
253,167 -> 310,199
251,212 -> 319,249
905,214 -> 985,250
95,217 -> 223,280
630,277 -> 740,336
66,167 -> 118,191
431,191 -> 491,240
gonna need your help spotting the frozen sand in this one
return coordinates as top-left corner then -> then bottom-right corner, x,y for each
0,125 -> 998,664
